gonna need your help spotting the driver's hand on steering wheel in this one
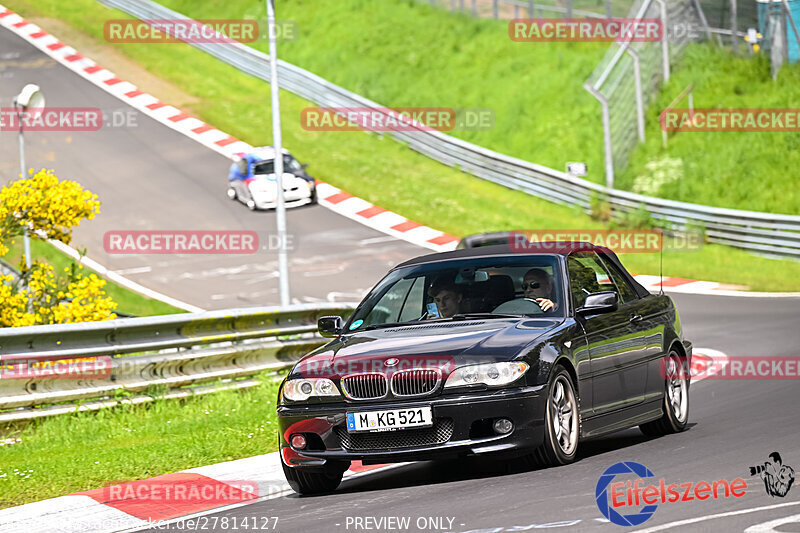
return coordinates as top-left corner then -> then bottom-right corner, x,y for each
535,298 -> 555,312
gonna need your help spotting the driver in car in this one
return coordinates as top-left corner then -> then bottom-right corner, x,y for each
522,268 -> 558,312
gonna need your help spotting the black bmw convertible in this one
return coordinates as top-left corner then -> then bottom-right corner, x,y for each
277,243 -> 692,494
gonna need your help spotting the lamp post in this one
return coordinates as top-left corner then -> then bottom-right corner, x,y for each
265,0 -> 290,306
13,84 -> 45,270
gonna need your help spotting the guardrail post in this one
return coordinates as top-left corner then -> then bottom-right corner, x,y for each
655,0 -> 670,82
625,46 -> 646,143
567,0 -> 573,18
493,0 -> 499,18
606,0 -> 612,18
528,0 -> 535,17
585,84 -> 615,188
731,0 -> 739,53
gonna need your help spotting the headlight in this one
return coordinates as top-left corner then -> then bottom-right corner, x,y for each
444,362 -> 529,388
283,378 -> 341,402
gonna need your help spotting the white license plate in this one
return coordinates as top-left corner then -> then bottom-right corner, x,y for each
346,406 -> 433,433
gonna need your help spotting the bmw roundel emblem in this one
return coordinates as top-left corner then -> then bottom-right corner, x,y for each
385,358 -> 399,367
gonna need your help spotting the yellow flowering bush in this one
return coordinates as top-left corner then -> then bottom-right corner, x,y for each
0,170 -> 116,327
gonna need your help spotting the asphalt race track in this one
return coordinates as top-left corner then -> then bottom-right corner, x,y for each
136,293 -> 800,533
0,27 -> 422,311
2,20 -> 800,533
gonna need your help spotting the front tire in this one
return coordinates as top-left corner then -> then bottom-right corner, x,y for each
523,366 -> 579,467
640,350 -> 689,437
281,462 -> 345,495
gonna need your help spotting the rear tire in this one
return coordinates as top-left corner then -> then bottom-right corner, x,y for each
640,350 -> 689,437
522,366 -> 579,468
281,462 -> 345,495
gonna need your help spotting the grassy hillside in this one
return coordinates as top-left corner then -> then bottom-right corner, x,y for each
159,0 -> 800,215
3,0 -> 799,290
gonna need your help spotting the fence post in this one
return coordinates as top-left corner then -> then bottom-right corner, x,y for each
585,84 -> 614,188
451,0 -> 456,11
626,46 -> 646,143
529,0 -> 535,17
493,0 -> 499,18
472,0 -> 478,16
731,0 -> 739,53
459,0 -> 465,10
567,0 -> 573,18
605,0 -> 612,18
655,0 -> 671,82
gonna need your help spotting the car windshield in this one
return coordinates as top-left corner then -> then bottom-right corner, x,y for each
346,255 -> 564,331
253,154 -> 303,175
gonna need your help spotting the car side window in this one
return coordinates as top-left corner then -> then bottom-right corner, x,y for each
567,252 -> 618,309
597,254 -> 638,303
363,277 -> 418,326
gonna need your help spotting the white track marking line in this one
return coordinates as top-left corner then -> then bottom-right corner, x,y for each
745,512 -> 800,532
631,501 -> 800,532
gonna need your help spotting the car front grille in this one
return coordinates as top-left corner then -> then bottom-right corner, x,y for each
340,373 -> 388,400
391,369 -> 440,397
335,418 -> 454,451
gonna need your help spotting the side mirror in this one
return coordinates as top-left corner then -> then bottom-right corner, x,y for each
301,163 -> 309,170
576,291 -> 618,315
318,316 -> 343,337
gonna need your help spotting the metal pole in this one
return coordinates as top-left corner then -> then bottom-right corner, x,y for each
17,110 -> 31,270
626,46 -> 646,143
731,0 -> 739,53
472,0 -> 477,16
605,0 -> 612,18
528,0 -> 534,18
567,0 -> 573,18
266,0 -> 290,306
655,0 -> 671,82
585,84 -> 614,188
782,0 -> 800,51
493,0 -> 499,18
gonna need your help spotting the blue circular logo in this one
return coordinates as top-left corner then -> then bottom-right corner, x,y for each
596,462 -> 658,526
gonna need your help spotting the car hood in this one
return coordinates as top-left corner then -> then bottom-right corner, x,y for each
292,318 -> 563,378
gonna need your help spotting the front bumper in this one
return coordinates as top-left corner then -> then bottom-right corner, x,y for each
278,385 -> 547,468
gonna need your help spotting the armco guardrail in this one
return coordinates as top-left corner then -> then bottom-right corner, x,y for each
0,303 -> 356,423
97,0 -> 800,258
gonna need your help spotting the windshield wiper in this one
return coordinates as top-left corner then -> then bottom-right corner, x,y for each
450,313 -> 524,320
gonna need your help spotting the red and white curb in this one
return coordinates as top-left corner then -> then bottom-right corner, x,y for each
0,453 -> 402,533
0,349 -> 728,532
1,5 -> 792,296
0,5 -> 458,255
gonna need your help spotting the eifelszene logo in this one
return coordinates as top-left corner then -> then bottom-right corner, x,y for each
596,461 -> 747,526
749,452 -> 795,497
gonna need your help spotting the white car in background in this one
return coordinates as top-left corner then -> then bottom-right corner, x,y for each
227,146 -> 317,210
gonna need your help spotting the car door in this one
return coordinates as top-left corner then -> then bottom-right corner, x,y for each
569,252 -> 648,416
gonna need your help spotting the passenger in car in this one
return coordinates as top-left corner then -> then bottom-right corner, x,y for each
428,279 -> 464,318
522,268 -> 558,312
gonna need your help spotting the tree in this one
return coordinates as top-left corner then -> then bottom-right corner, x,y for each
0,169 -> 116,327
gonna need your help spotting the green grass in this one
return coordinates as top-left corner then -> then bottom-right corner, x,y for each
3,0 -> 800,292
158,0 -> 800,215
619,43 -> 800,215
0,376 -> 280,508
2,238 -> 182,317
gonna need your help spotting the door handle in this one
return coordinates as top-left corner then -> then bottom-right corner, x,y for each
629,314 -> 643,323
